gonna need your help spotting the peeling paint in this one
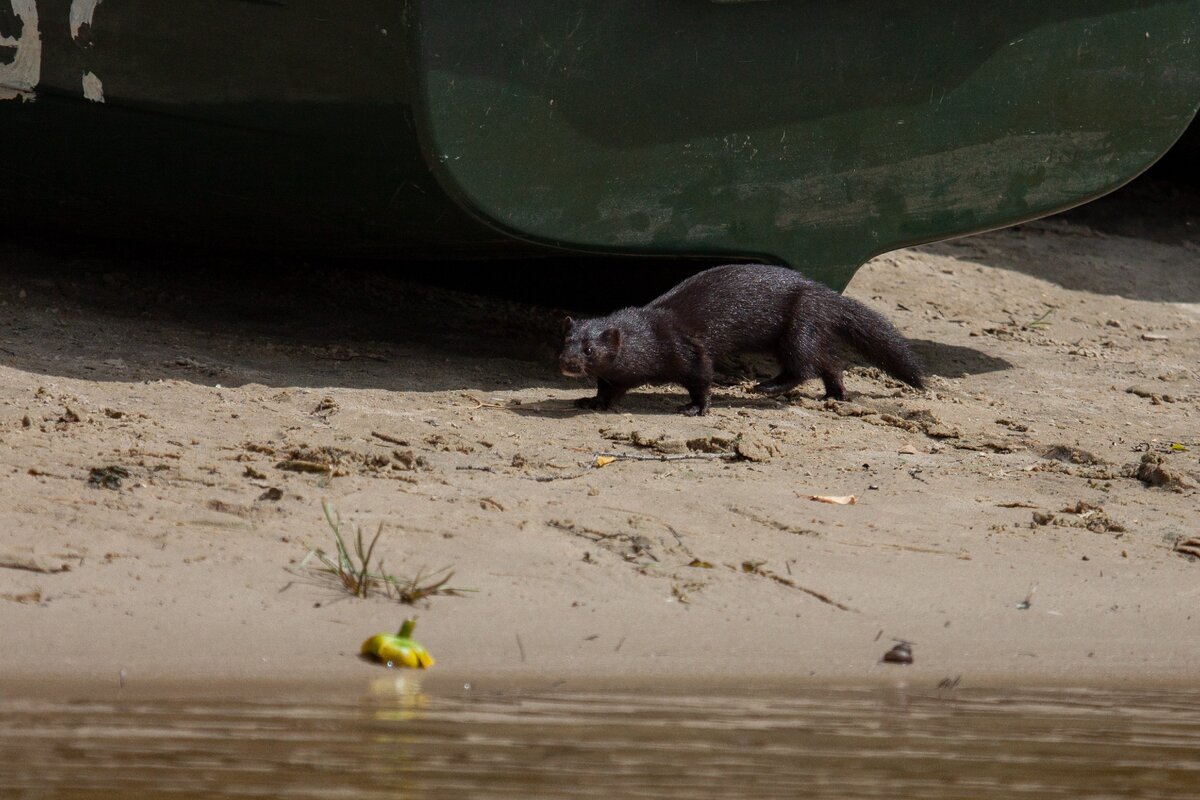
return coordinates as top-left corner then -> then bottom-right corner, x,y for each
71,1 -> 105,101
69,0 -> 102,41
0,0 -> 41,101
82,69 -> 103,102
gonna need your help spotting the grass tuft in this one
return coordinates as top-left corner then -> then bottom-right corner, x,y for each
300,502 -> 469,604
389,566 -> 466,605
303,501 -> 384,598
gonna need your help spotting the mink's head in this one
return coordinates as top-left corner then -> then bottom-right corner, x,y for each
559,316 -> 622,378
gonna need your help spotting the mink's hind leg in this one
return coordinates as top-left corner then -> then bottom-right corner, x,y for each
820,366 -> 846,401
770,296 -> 835,397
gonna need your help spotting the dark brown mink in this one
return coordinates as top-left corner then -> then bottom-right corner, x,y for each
559,263 -> 924,416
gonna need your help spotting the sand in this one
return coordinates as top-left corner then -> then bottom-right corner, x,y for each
1,217 -> 1197,692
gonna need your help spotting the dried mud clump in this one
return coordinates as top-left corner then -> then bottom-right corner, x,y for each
734,434 -> 780,462
870,408 -> 960,439
1041,445 -> 1106,466
1032,502 -> 1127,534
1125,386 -> 1180,404
596,426 -> 777,462
601,428 -> 684,455
274,445 -> 412,478
1128,454 -> 1196,493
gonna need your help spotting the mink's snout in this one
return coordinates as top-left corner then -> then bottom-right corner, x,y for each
559,353 -> 586,378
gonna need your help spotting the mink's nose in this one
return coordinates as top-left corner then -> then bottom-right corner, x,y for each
559,355 -> 584,377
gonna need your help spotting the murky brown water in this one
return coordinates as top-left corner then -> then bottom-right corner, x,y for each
2,681 -> 1199,798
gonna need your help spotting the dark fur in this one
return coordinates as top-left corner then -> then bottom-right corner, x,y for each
559,264 -> 924,416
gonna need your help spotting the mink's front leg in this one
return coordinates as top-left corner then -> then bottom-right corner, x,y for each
677,345 -> 713,416
575,378 -> 627,410
678,382 -> 711,416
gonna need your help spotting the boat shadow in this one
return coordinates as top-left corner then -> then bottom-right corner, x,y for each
0,239 -> 574,393
0,235 -> 1009,396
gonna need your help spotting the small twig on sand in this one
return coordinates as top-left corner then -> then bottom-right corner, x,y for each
791,584 -> 855,612
515,633 -> 527,663
547,519 -> 619,544
371,430 -> 408,445
593,450 -> 734,463
728,506 -> 820,537
741,561 -> 856,612
533,471 -> 589,482
462,393 -> 510,410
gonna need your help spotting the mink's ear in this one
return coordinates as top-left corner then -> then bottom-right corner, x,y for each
599,327 -> 621,351
561,316 -> 575,334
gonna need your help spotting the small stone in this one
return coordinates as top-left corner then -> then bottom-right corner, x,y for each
882,642 -> 913,664
924,423 -> 961,439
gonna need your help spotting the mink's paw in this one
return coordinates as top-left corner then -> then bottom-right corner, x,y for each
678,403 -> 708,417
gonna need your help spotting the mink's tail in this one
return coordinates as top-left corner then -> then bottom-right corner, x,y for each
832,293 -> 925,389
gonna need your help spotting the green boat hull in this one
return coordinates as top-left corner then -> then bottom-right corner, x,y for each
2,1 -> 1198,289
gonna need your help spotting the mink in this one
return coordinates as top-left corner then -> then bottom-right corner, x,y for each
559,263 -> 924,416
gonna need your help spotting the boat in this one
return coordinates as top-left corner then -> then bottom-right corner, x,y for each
2,0 -> 1198,289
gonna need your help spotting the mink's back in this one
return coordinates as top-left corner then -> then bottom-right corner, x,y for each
648,264 -> 827,352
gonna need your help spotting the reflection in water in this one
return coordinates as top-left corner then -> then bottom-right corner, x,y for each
2,682 -> 1200,798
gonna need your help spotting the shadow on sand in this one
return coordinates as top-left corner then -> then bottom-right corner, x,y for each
0,236 -> 1007,398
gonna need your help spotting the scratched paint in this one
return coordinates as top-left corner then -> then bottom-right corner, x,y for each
0,0 -> 41,101
81,69 -> 103,102
70,1 -> 105,101
69,0 -> 101,40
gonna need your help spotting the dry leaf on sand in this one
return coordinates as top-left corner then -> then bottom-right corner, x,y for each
810,495 -> 857,506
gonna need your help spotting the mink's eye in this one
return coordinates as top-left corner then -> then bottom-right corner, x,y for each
583,345 -> 594,356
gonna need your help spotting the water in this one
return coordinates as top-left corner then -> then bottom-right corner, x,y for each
2,681 -> 1199,798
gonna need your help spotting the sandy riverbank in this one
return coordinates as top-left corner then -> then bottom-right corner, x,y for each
1,218 -> 1197,690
